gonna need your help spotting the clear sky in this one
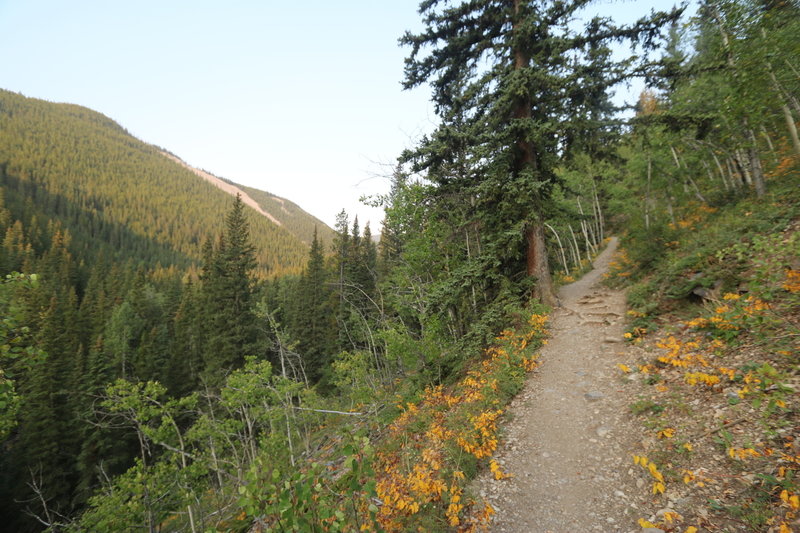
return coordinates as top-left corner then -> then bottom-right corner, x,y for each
0,0 -> 689,230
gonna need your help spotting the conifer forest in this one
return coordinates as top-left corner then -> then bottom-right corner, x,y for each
1,1 -> 798,531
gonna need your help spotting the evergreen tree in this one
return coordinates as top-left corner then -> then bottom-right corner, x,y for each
201,194 -> 259,386
168,280 -> 205,395
292,227 -> 335,382
400,0 -> 681,305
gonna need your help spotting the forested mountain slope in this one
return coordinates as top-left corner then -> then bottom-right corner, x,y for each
0,89 -> 330,276
1,1 -> 797,532
161,153 -> 336,248
234,182 -> 336,248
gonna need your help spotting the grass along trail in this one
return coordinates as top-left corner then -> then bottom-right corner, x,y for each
473,237 -> 653,532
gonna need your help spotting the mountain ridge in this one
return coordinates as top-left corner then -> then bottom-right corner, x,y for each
0,89 -> 334,276
161,151 -> 284,227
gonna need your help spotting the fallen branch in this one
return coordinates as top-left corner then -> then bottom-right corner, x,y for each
692,416 -> 748,441
292,407 -> 365,416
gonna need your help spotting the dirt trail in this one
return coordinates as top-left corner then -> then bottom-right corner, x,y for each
473,237 -> 650,532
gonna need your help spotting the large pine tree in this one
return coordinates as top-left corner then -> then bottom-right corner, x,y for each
292,227 -> 334,382
201,194 -> 259,386
400,0 -> 681,305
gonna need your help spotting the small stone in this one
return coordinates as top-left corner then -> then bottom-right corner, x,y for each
596,426 -> 611,438
614,490 -> 625,498
542,452 -> 550,458
642,529 -> 665,533
636,478 -> 645,489
585,391 -> 605,401
604,337 -> 622,343
726,390 -> 740,402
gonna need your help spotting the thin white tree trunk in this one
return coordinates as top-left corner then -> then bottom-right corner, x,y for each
544,223 -> 569,275
671,145 -> 707,202
577,198 -> 597,251
591,181 -> 604,242
735,150 -> 753,187
725,157 -> 741,188
568,224 -> 584,266
760,126 -> 778,164
743,124 -> 766,197
645,156 -> 652,229
709,150 -> 730,190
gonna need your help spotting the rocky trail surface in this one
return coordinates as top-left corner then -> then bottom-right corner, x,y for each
473,237 -> 658,532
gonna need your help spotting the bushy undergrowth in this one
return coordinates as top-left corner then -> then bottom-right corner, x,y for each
607,170 -> 800,531
372,305 -> 548,531
609,173 -> 800,315
198,303 -> 550,532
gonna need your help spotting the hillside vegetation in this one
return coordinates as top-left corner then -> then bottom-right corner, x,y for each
0,0 -> 798,532
0,89 -> 326,276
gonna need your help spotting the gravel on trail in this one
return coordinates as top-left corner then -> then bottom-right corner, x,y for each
471,237 -> 657,533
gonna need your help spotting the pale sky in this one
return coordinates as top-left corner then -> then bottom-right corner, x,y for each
0,0 -> 689,230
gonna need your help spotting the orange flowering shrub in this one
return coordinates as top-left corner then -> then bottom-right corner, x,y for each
605,247 -> 635,280
783,269 -> 800,293
374,313 -> 548,531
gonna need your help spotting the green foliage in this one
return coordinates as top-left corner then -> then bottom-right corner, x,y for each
78,459 -> 184,533
0,89 -> 321,277
238,436 -> 379,532
8,2 -> 797,531
235,183 -> 336,250
200,195 -> 260,386
0,272 -> 42,439
630,399 -> 666,416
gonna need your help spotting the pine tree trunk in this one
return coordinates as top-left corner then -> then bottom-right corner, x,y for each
513,0 -> 555,305
527,222 -> 556,306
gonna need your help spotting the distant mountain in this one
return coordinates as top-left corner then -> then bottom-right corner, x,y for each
163,152 -> 336,248
0,89 -> 333,276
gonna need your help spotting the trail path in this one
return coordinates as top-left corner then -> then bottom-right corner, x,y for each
473,237 -> 652,532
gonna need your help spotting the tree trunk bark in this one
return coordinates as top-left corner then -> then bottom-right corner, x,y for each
527,222 -> 557,306
760,126 -> 779,165
734,150 -> 753,187
779,103 -> 800,157
645,156 -> 652,229
513,0 -> 555,305
591,180 -> 604,242
714,7 -> 765,197
743,125 -> 766,197
725,157 -> 741,188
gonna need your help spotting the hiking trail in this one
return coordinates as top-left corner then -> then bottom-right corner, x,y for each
473,236 -> 655,532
